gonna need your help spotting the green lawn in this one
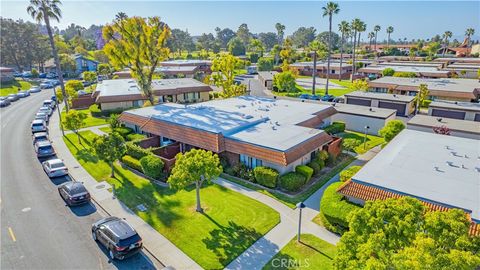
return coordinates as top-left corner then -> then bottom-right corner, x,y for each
263,234 -> 337,270
61,108 -> 108,128
63,131 -> 280,269
337,131 -> 384,154
0,79 -> 32,96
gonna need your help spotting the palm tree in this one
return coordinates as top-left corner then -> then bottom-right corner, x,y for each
338,21 -> 350,81
386,26 -> 394,48
350,18 -> 362,82
442,30 -> 452,56
27,0 -> 69,112
373,25 -> 381,52
322,1 -> 340,96
465,28 -> 475,47
309,40 -> 326,95
368,32 -> 375,50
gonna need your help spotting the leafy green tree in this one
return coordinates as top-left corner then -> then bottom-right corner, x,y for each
339,165 -> 362,182
273,71 -> 296,92
63,110 -> 87,143
227,37 -> 246,56
82,71 -> 97,83
351,79 -> 369,91
196,33 -> 218,53
56,84 -> 78,102
382,67 -> 395,76
168,28 -> 195,57
92,50 -> 109,63
236,23 -> 251,46
97,63 -> 112,77
379,120 -> 405,142
167,149 -> 222,213
258,32 -> 277,51
335,197 -> 480,270
65,80 -> 84,92
209,53 -> 246,97
271,44 -> 281,66
279,38 -> 295,71
214,27 -> 236,48
249,38 -> 265,56
414,84 -> 429,114
257,58 -> 274,71
93,132 -> 126,178
103,15 -> 171,105
27,0 -> 70,111
108,114 -> 121,130
291,26 -> 317,50
59,53 -> 76,74
275,23 -> 285,45
31,68 -> 39,78
393,71 -> 417,78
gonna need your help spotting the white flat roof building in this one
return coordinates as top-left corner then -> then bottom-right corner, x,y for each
352,129 -> 480,221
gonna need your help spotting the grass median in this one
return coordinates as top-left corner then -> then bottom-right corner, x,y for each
63,130 -> 280,269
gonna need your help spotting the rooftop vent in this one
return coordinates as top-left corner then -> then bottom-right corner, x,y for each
445,145 -> 451,150
275,121 -> 280,126
369,108 -> 373,111
437,118 -> 443,122
271,126 -> 277,130
393,94 -> 397,97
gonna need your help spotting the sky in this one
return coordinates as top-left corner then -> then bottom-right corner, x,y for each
1,1 -> 479,41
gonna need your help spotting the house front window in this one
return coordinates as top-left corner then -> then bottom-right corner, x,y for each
240,154 -> 262,169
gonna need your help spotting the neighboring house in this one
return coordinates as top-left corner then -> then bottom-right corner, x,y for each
344,91 -> 415,117
428,101 -> 480,121
433,57 -> 480,65
362,44 -> 417,53
337,129 -> 480,235
358,63 -> 451,79
258,71 -> 278,90
444,63 -> 480,79
290,61 -> 353,80
94,78 -> 212,111
159,60 -> 212,74
407,114 -> 480,140
74,54 -> 98,73
114,66 -> 200,79
368,77 -> 480,102
119,96 -> 339,174
0,67 -> 14,83
329,102 -> 397,135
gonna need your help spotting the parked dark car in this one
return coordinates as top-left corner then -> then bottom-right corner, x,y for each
0,97 -> 11,107
298,94 -> 311,99
58,181 -> 90,206
51,95 -> 57,101
35,140 -> 55,157
321,95 -> 335,102
310,95 -> 321,101
33,132 -> 49,144
39,73 -> 47,78
7,94 -> 19,102
92,217 -> 143,260
31,119 -> 47,133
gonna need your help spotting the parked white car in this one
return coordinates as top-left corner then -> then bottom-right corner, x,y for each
42,159 -> 68,178
38,106 -> 52,116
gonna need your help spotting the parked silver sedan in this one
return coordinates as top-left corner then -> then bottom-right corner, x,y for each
42,159 -> 68,178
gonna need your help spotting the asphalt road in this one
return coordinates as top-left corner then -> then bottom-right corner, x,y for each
1,89 -> 159,270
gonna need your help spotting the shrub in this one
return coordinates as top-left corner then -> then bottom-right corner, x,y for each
342,138 -> 361,152
121,155 -> 143,172
253,166 -> 279,188
112,127 -> 133,139
257,57 -> 274,71
125,141 -> 151,159
379,120 -> 405,142
126,133 -> 146,141
323,122 -> 345,134
382,68 -> 395,76
318,150 -> 329,161
421,99 -> 432,108
339,166 -> 362,182
65,80 -> 84,92
140,155 -> 164,180
109,114 -> 121,129
31,68 -> 39,78
230,164 -> 255,181
279,172 -> 306,192
317,158 -> 325,170
273,71 -> 297,92
326,153 -> 337,166
307,161 -> 321,175
393,71 -> 416,78
89,104 -> 101,116
320,182 -> 361,233
295,165 -> 314,182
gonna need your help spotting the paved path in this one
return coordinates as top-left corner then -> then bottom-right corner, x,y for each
63,124 -> 109,136
221,146 -> 382,270
50,107 -> 202,270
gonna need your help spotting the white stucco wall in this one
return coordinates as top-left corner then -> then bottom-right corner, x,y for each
331,113 -> 395,135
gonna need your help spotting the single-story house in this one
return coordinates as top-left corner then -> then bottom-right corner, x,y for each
444,63 -> 480,79
362,44 -> 417,53
433,57 -> 480,65
329,102 -> 397,135
154,66 -> 199,78
94,78 -> 212,111
428,101 -> 480,121
358,64 -> 451,79
290,61 -> 353,80
119,96 -> 339,174
258,71 -> 278,90
159,60 -> 212,74
75,54 -> 98,73
344,91 -> 415,116
407,114 -> 480,140
0,67 -> 14,83
368,77 -> 480,102
337,129 -> 480,234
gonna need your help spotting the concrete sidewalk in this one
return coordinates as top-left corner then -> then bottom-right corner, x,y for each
49,107 -> 201,270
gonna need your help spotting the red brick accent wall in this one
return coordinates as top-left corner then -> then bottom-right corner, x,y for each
71,96 -> 95,109
136,136 -> 160,148
325,136 -> 342,157
220,151 -> 240,167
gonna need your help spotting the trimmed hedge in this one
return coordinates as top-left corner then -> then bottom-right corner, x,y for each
89,104 -> 124,117
323,122 -> 346,134
295,165 -> 314,182
279,172 -> 306,192
121,155 -> 143,172
339,166 -> 362,182
421,99 -> 432,108
140,155 -> 164,180
320,182 -> 361,233
125,141 -> 152,159
318,150 -> 329,161
307,161 -> 321,175
253,166 -> 279,188
126,133 -> 146,141
112,127 -> 134,139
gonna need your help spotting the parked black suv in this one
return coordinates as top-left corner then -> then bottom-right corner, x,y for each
92,217 -> 142,260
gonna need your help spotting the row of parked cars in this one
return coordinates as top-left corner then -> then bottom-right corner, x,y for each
30,100 -> 144,261
298,93 -> 336,102
14,71 -> 59,79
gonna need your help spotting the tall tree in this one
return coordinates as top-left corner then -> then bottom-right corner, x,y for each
227,37 -> 246,56
103,16 -> 171,105
236,23 -> 251,46
209,53 -> 246,97
214,27 -> 235,48
414,83 -> 429,114
465,28 -> 475,47
196,33 -> 217,53
275,23 -> 286,45
373,25 -> 381,52
350,18 -> 362,82
368,32 -> 375,50
27,0 -> 69,111
168,28 -> 195,58
249,38 -> 265,56
322,2 -> 340,96
92,133 -> 126,178
168,149 -> 222,213
63,110 -> 87,143
338,21 -> 350,80
258,32 -> 278,51
442,30 -> 452,56
291,26 -> 317,50
386,26 -> 394,48
308,40 -> 328,95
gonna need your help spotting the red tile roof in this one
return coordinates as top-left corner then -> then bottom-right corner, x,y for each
337,180 -> 480,236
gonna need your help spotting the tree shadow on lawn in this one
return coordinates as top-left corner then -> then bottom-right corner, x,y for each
263,253 -> 296,270
112,166 -> 183,228
202,213 -> 262,267
298,240 -> 334,260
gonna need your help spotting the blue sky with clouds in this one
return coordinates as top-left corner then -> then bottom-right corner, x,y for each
1,1 -> 479,40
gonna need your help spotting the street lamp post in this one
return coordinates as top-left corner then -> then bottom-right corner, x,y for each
363,125 -> 370,150
296,202 -> 306,242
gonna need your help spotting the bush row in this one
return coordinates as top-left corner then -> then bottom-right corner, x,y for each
121,155 -> 143,172
339,166 -> 362,182
121,154 -> 165,180
279,172 -> 306,192
125,141 -> 152,160
253,166 -> 279,188
323,122 -> 346,135
89,104 -> 124,118
320,182 -> 361,233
